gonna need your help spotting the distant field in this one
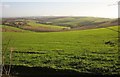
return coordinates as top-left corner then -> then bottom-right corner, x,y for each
28,21 -> 69,29
2,25 -> 31,32
2,17 -> 117,33
35,17 -> 116,28
2,26 -> 120,75
17,21 -> 70,32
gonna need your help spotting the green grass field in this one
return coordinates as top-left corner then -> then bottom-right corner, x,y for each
2,26 -> 120,75
2,25 -> 31,32
21,21 -> 70,32
38,17 -> 115,27
28,21 -> 69,29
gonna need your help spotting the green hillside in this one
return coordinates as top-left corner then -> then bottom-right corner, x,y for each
35,16 -> 117,28
2,25 -> 31,32
2,26 -> 120,75
2,17 -> 117,32
22,21 -> 70,32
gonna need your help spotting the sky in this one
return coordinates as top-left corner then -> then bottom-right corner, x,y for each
0,0 -> 120,18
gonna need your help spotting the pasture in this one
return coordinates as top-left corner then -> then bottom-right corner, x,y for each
2,26 -> 120,75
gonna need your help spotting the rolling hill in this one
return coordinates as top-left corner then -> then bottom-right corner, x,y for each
2,16 -> 118,32
31,16 -> 117,28
1,16 -> 120,76
2,26 -> 120,76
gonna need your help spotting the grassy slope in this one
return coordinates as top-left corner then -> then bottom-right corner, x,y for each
21,21 -> 70,32
28,21 -> 69,29
2,26 -> 120,75
39,17 -> 115,27
2,17 -> 117,32
1,25 -> 32,32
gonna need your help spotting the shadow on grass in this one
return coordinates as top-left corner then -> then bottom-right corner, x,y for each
2,65 -> 120,77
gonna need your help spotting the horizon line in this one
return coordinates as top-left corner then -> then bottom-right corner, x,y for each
1,16 -> 118,19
